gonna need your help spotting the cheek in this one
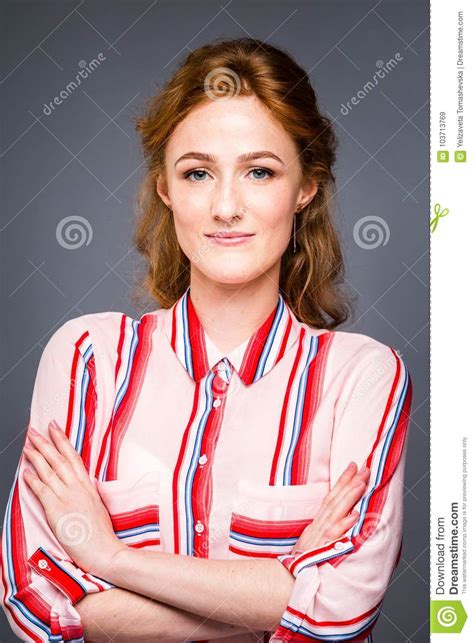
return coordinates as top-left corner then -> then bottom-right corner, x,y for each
258,209 -> 293,251
172,211 -> 203,250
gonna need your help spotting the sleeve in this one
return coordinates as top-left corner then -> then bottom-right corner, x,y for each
0,318 -> 116,642
270,342 -> 413,642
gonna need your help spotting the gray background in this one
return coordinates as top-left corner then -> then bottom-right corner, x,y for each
0,0 -> 429,641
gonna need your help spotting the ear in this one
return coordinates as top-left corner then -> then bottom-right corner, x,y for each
156,174 -> 172,209
296,178 -> 318,211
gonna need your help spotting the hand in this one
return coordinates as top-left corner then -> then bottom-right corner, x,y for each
22,420 -> 126,578
292,461 -> 370,552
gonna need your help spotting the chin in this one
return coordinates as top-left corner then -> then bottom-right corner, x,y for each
202,265 -> 261,286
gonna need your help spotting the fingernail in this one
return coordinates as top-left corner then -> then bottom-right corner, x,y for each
346,461 -> 356,470
49,420 -> 60,431
29,426 -> 39,436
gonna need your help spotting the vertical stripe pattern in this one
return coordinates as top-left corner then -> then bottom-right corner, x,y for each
272,350 -> 413,641
1,329 -> 101,641
96,314 -> 158,482
270,331 -> 334,486
172,367 -> 229,557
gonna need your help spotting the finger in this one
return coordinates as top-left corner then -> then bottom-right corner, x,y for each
330,464 -> 370,510
323,462 -> 359,505
27,427 -> 78,487
319,466 -> 369,528
23,443 -> 65,497
24,437 -> 72,492
331,480 -> 368,522
48,421 -> 92,486
325,463 -> 370,510
324,510 -> 359,541
23,465 -> 61,508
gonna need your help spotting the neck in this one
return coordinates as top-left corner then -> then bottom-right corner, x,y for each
189,267 -> 281,355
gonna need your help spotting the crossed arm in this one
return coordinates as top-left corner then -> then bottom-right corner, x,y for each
1,322 -> 411,642
21,423 -> 367,641
76,556 -> 294,641
76,586 -> 262,642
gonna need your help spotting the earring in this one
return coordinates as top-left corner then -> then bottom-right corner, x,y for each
293,214 -> 297,253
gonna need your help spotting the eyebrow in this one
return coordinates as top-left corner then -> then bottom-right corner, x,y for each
174,150 -> 284,167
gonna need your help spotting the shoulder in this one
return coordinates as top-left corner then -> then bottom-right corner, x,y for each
41,309 -> 165,360
42,311 -> 125,355
303,325 -> 409,381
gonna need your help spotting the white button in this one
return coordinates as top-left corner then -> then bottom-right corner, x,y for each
198,454 -> 208,465
195,521 -> 204,534
334,541 -> 345,550
213,398 -> 221,408
217,362 -> 226,371
38,559 -> 51,571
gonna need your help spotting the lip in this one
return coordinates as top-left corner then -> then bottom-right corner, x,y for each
205,232 -> 255,246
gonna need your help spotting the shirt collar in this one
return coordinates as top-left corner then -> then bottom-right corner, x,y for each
164,286 -> 301,385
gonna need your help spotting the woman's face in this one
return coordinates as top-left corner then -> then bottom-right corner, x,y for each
156,95 -> 317,287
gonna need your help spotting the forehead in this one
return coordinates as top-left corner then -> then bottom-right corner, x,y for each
166,95 -> 297,160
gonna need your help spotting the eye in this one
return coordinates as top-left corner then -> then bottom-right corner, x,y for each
183,167 -> 275,182
249,167 -> 274,181
184,169 -> 209,182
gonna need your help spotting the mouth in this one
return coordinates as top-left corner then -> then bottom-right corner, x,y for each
204,232 -> 255,246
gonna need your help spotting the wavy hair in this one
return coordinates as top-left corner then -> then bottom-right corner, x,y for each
132,37 -> 353,329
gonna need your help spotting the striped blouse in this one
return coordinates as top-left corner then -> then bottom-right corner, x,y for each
1,286 -> 413,642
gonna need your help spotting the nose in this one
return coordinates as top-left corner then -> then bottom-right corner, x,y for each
211,177 -> 246,224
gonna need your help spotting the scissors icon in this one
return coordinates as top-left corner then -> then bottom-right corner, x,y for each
430,203 -> 449,233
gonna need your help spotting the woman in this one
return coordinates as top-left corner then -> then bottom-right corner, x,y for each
1,38 -> 412,642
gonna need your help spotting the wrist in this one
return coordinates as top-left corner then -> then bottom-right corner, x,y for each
94,543 -> 129,583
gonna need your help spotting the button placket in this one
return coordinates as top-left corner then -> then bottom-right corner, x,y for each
210,360 -> 230,409
193,361 -> 231,548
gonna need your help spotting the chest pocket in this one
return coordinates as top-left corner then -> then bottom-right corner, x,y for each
95,470 -> 161,551
228,479 -> 327,559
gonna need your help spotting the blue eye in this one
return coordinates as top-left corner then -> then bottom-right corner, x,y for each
184,169 -> 209,182
250,168 -> 274,180
183,167 -> 274,182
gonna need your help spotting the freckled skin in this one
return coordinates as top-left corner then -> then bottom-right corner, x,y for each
156,95 -> 318,288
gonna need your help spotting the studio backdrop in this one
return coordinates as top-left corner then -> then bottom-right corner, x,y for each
1,1 -> 429,641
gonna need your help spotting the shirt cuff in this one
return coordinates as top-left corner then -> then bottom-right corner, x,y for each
277,535 -> 354,576
27,546 -> 116,605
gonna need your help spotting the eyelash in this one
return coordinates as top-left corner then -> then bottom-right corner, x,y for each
183,167 -> 275,182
